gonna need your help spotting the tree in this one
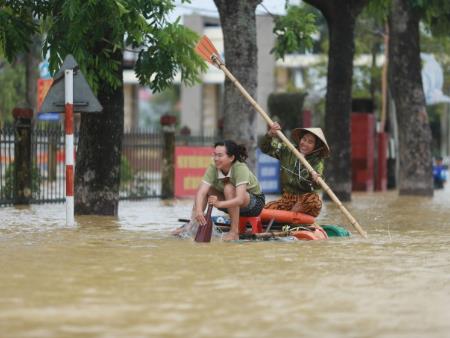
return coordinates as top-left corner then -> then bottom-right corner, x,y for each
388,0 -> 434,195
213,0 -> 262,169
25,34 -> 41,111
354,0 -> 450,196
2,0 -> 206,215
303,0 -> 369,201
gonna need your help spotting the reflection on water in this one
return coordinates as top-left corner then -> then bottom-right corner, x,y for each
1,187 -> 450,337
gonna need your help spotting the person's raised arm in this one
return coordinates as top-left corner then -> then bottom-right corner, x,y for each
267,122 -> 281,137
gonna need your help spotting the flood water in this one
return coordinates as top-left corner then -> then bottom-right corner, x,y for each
1,187 -> 450,338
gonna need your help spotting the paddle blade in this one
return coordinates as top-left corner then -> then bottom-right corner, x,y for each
194,205 -> 214,243
195,35 -> 223,67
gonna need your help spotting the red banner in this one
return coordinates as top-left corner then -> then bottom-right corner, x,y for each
37,78 -> 53,111
175,146 -> 213,197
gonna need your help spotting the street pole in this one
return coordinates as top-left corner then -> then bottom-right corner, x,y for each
65,69 -> 74,226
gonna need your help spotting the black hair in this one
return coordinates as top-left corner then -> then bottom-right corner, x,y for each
313,137 -> 324,152
214,140 -> 248,163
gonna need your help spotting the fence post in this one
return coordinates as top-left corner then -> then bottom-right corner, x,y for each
160,114 -> 177,198
48,129 -> 58,181
12,108 -> 33,204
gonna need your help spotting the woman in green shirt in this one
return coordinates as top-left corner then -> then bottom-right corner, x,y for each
173,140 -> 265,241
259,123 -> 330,217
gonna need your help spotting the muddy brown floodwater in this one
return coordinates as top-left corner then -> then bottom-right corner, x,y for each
1,187 -> 449,338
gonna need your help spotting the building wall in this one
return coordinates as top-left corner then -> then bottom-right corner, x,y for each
202,84 -> 219,136
255,15 -> 276,135
180,15 -> 205,135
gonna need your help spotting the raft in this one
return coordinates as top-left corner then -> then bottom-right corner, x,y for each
210,209 -> 350,240
236,225 -> 327,241
237,224 -> 349,240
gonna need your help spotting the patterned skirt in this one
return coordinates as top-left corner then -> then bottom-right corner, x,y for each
264,192 -> 322,217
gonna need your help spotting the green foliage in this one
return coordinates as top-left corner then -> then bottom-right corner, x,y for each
364,0 -> 450,36
135,22 -> 207,92
271,4 -> 317,59
421,0 -> 450,36
352,66 -> 375,98
2,1 -> 205,94
352,7 -> 384,109
354,7 -> 385,56
0,59 -> 25,123
0,3 -> 37,61
37,0 -> 206,94
364,0 -> 450,39
120,155 -> 133,184
365,0 -> 391,23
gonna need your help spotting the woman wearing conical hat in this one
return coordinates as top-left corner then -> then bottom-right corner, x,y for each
258,122 -> 330,217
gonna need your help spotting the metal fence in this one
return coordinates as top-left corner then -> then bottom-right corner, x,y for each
121,129 -> 163,200
0,123 -> 218,206
32,124 -> 67,204
0,124 -> 15,205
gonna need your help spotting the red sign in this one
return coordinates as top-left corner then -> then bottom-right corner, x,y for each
37,78 -> 53,111
175,146 -> 213,197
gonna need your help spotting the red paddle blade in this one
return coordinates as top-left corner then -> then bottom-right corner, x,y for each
195,35 -> 223,68
194,205 -> 214,243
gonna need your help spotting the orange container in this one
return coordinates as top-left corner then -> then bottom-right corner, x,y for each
291,226 -> 328,241
259,208 -> 315,225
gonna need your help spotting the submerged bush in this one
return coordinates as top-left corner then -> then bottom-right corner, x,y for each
1,162 -> 41,199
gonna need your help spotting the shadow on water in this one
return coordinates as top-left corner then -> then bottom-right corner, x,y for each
1,186 -> 449,337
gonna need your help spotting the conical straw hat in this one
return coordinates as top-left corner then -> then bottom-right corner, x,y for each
291,127 -> 330,157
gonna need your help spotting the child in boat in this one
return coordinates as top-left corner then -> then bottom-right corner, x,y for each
258,122 -> 330,217
172,140 -> 265,241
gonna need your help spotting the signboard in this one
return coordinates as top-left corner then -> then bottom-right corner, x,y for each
256,149 -> 280,194
175,146 -> 213,197
40,54 -> 103,113
174,146 -> 280,197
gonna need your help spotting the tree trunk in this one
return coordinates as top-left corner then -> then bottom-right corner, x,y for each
304,0 -> 368,201
388,0 -> 433,196
74,49 -> 124,215
213,0 -> 262,170
25,34 -> 41,112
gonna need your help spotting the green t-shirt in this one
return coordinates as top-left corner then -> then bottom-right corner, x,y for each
258,134 -> 324,195
202,161 -> 262,195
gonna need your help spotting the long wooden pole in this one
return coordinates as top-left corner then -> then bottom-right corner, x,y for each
210,54 -> 367,238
